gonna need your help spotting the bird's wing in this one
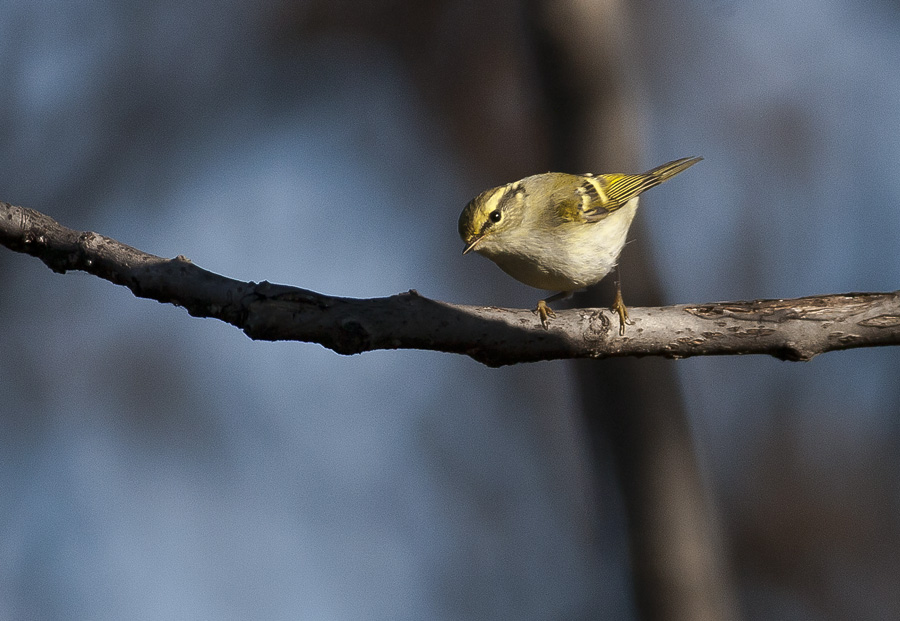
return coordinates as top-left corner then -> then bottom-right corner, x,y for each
576,173 -> 652,223
579,156 -> 702,222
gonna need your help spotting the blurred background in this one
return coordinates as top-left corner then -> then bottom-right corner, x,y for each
1,1 -> 899,619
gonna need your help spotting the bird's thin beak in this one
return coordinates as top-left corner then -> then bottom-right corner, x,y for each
462,235 -> 483,255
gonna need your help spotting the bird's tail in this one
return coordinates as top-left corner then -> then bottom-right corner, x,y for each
643,156 -> 703,184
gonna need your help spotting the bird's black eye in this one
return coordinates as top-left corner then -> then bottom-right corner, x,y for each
489,210 -> 502,223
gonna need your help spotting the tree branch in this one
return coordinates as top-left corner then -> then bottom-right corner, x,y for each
3,200 -> 899,366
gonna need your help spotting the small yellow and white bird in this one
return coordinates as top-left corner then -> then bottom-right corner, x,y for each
458,156 -> 701,334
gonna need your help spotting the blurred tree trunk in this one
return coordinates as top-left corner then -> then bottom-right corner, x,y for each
527,1 -> 738,619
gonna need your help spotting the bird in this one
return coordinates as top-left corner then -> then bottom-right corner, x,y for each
458,156 -> 702,334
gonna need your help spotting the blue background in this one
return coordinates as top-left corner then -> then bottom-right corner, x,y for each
1,1 -> 899,618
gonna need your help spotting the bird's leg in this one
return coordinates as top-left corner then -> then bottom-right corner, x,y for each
535,291 -> 571,329
535,300 -> 555,328
612,268 -> 632,335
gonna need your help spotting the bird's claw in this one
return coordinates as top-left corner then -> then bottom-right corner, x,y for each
535,299 -> 555,329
